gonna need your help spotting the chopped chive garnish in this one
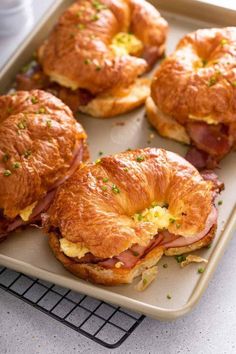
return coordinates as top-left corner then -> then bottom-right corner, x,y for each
12,162 -> 21,169
124,167 -> 129,172
132,251 -> 139,257
208,76 -> 217,87
17,121 -> 27,130
167,294 -> 172,299
218,200 -> 223,205
2,153 -> 9,162
95,159 -> 101,164
23,150 -> 31,158
175,255 -> 186,263
102,177 -> 108,182
101,185 -> 107,191
3,169 -> 11,176
46,119 -> 52,127
169,217 -> 176,224
38,107 -> 46,114
198,267 -> 205,274
143,278 -> 147,286
31,96 -> 38,104
77,23 -> 85,30
136,155 -> 145,162
112,184 -> 120,194
84,58 -> 92,65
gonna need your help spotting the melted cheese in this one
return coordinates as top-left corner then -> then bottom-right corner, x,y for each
111,32 -> 143,56
19,202 -> 37,221
133,204 -> 174,231
60,238 -> 89,259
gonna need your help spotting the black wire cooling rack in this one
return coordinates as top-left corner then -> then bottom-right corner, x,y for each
0,266 -> 145,348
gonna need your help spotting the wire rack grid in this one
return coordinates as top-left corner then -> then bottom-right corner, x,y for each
0,266 -> 145,348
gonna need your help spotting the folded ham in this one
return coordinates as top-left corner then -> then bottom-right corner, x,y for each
0,144 -> 84,239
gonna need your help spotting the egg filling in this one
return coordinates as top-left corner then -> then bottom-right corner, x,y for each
111,32 -> 143,57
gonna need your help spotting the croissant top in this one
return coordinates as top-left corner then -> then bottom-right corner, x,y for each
0,90 -> 86,219
151,27 -> 236,125
38,0 -> 168,94
45,148 -> 216,258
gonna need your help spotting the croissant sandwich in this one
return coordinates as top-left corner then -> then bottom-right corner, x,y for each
146,27 -> 236,169
43,148 -> 222,286
0,90 -> 88,240
17,0 -> 168,118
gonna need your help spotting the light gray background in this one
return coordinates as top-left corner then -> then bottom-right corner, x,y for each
0,1 -> 235,353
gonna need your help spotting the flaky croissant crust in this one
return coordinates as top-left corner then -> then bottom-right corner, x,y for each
151,27 -> 236,125
38,0 -> 168,94
46,148 -> 215,259
0,90 -> 87,219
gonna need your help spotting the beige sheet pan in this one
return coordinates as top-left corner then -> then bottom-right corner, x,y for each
0,0 -> 236,320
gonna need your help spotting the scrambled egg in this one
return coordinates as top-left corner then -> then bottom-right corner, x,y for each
111,32 -> 143,56
133,204 -> 175,231
60,238 -> 90,259
188,114 -> 217,125
19,202 -> 37,221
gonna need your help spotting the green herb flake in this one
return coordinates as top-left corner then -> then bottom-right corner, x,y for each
46,119 -> 52,127
101,185 -> 107,191
95,159 -> 101,164
91,13 -> 99,21
98,151 -> 103,156
12,162 -> 21,169
169,217 -> 176,224
2,153 -> 9,162
92,0 -> 107,11
232,81 -> 236,87
198,267 -> 205,274
112,184 -> 120,194
31,96 -> 38,104
220,38 -> 228,46
132,251 -> 139,257
23,150 -> 31,158
175,255 -> 186,263
77,23 -> 85,30
137,214 -> 142,221
163,263 -> 168,269
84,58 -> 92,65
142,278 -> 148,286
136,155 -> 145,163
206,243 -> 212,249
218,200 -> 223,205
17,121 -> 27,130
95,65 -> 101,71
208,76 -> 217,87
3,169 -> 11,177
202,59 -> 208,67
37,107 -> 46,114
102,177 -> 108,183
166,294 -> 172,300
124,167 -> 129,172
7,107 -> 13,114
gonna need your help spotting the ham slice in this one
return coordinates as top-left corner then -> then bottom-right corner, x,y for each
185,147 -> 217,170
98,234 -> 164,269
162,206 -> 217,248
4,143 -> 84,235
186,122 -> 231,158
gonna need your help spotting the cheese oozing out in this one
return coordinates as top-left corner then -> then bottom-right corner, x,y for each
19,201 -> 37,221
59,238 -> 89,259
188,114 -> 217,125
133,203 -> 175,231
111,32 -> 143,57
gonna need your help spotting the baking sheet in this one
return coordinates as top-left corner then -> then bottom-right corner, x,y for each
0,0 -> 236,320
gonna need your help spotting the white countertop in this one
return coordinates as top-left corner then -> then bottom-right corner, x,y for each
0,1 -> 236,353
